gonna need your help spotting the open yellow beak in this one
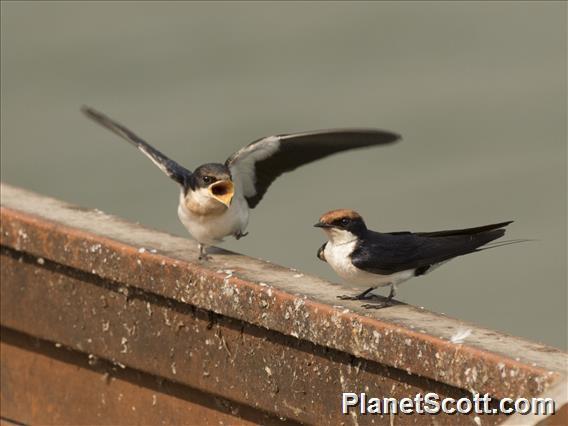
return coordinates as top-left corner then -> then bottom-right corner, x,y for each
208,180 -> 234,207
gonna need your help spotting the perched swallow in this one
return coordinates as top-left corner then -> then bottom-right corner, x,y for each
315,209 -> 516,308
82,107 -> 400,259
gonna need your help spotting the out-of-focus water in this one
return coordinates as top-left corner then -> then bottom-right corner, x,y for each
1,2 -> 566,349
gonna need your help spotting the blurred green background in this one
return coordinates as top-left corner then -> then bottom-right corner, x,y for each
1,1 -> 566,349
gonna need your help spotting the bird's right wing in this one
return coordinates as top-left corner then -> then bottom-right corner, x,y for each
383,222 -> 513,237
351,235 -> 428,275
414,221 -> 514,237
352,223 -> 511,275
81,106 -> 192,187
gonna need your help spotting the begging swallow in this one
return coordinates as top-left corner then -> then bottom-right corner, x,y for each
82,107 -> 400,260
315,209 -> 515,308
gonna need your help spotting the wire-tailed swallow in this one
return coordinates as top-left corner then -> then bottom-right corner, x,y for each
82,107 -> 400,259
315,209 -> 516,308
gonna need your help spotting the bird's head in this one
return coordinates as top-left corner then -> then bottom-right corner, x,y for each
191,163 -> 235,208
314,209 -> 367,243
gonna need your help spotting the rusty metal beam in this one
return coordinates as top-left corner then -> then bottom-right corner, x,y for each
1,249 -> 480,425
1,183 -> 566,425
1,328 -> 283,426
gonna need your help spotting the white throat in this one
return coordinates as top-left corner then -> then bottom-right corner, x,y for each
325,228 -> 357,246
183,186 -> 227,216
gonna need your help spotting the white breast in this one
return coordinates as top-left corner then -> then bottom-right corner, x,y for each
324,240 -> 388,286
177,190 -> 249,245
324,239 -> 416,289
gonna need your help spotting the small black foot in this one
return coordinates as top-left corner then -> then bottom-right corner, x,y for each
361,299 -> 394,310
198,244 -> 212,261
337,287 -> 377,301
338,293 -> 382,301
361,284 -> 396,309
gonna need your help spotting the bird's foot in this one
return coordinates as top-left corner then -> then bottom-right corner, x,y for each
337,295 -> 358,300
337,293 -> 381,301
235,231 -> 249,240
361,299 -> 394,310
361,292 -> 396,309
197,243 -> 212,261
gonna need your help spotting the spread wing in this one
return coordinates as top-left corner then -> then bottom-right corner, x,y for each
352,222 -> 512,275
81,106 -> 192,187
226,129 -> 400,208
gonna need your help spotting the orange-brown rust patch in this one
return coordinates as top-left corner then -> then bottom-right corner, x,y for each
319,209 -> 362,224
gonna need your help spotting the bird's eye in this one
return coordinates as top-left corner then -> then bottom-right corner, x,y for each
340,218 -> 351,226
203,176 -> 215,184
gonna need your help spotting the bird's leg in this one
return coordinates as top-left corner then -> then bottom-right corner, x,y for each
386,283 -> 396,303
362,283 -> 396,309
234,231 -> 249,240
198,243 -> 212,261
338,287 -> 379,301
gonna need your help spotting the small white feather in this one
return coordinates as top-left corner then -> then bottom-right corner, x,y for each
450,328 -> 472,344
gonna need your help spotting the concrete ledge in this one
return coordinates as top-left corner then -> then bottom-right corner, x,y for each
1,183 -> 566,425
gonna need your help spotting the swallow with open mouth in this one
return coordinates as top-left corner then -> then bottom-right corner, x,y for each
315,209 -> 517,308
82,107 -> 400,260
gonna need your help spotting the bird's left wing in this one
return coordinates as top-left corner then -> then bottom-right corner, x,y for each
81,106 -> 192,187
317,242 -> 327,262
226,129 -> 400,208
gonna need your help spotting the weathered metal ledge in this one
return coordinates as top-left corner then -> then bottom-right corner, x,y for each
1,183 -> 566,425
